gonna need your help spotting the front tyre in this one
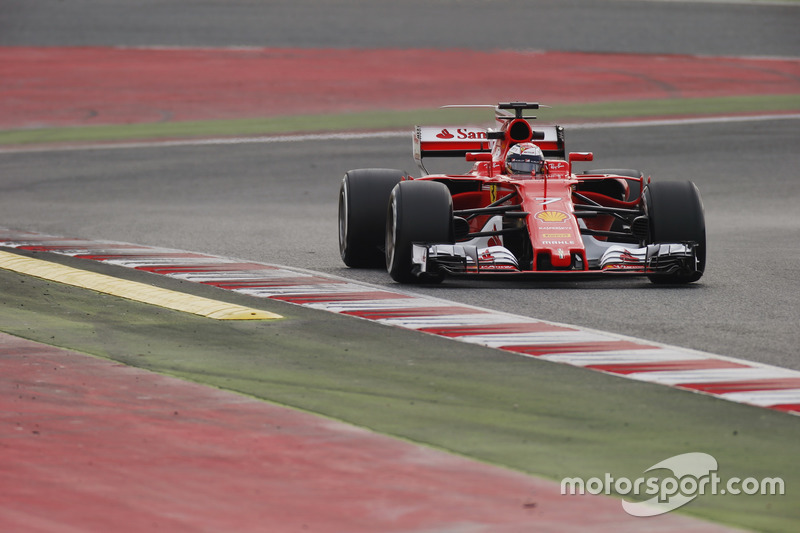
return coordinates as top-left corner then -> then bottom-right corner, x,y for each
339,169 -> 406,267
644,181 -> 706,284
386,180 -> 453,284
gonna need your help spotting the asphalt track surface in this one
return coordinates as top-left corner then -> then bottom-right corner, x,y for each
2,118 -> 798,372
2,0 -> 799,57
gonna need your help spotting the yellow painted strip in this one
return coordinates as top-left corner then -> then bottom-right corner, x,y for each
0,250 -> 282,320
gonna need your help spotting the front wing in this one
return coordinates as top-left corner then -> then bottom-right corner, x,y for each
411,242 -> 700,278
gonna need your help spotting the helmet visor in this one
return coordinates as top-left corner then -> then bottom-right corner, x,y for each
506,154 -> 543,175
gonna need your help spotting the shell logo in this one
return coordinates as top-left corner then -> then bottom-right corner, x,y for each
535,210 -> 569,222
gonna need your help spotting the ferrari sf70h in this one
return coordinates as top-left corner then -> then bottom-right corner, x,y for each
338,102 -> 705,284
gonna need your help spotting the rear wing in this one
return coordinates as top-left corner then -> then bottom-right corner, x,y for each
413,124 -> 565,165
413,126 -> 491,161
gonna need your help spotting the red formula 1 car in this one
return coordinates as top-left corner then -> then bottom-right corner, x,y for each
338,102 -> 705,284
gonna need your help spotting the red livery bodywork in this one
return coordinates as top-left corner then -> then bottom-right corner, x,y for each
339,102 -> 706,284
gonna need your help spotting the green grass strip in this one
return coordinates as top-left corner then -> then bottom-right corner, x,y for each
0,259 -> 797,532
1,94 -> 797,146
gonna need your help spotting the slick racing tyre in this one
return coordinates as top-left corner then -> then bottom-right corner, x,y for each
643,180 -> 706,284
386,180 -> 453,284
339,168 -> 406,267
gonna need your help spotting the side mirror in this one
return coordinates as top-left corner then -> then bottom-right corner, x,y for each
569,152 -> 594,163
465,152 -> 492,162
568,152 -> 594,173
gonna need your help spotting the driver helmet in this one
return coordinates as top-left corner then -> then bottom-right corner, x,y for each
505,143 -> 544,176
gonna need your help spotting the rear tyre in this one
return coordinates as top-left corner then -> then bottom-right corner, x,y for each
339,169 -> 406,267
386,180 -> 453,284
644,181 -> 706,284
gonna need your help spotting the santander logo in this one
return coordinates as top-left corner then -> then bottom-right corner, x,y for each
435,128 -> 487,140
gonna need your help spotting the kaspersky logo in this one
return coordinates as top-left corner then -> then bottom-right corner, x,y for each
560,452 -> 785,517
